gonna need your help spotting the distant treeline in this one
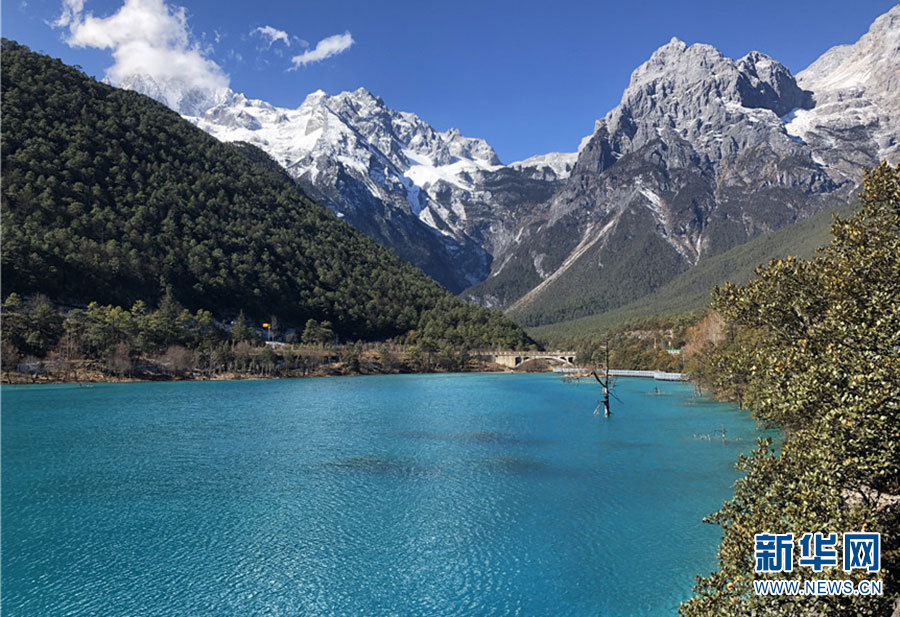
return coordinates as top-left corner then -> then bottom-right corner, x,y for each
0,39 -> 531,350
0,293 -> 503,381
572,314 -> 698,372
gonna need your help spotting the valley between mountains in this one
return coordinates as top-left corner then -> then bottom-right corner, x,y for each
111,5 -> 900,333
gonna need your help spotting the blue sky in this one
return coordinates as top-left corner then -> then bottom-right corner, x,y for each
4,0 -> 897,163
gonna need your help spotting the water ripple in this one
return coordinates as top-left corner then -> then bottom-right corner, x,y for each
2,374 -> 767,617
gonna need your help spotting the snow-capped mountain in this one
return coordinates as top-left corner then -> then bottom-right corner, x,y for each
464,6 -> 899,323
194,87 -> 504,292
117,4 -> 898,323
786,4 -> 900,179
509,152 -> 578,181
117,76 -> 573,292
116,74 -> 229,117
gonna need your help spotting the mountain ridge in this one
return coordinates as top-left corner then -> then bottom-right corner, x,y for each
0,39 -> 532,349
113,5 -> 900,326
117,73 -> 578,293
465,6 -> 898,325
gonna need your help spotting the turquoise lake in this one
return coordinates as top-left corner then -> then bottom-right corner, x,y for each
2,373 -> 763,616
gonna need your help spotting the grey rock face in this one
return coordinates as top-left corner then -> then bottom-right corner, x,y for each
116,5 -> 898,319
467,30 -> 868,324
481,6 -> 899,324
787,4 -> 900,180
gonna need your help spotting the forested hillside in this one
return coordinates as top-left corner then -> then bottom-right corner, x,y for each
0,39 -> 530,348
528,199 -> 855,346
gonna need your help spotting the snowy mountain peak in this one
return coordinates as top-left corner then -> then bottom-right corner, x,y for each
330,87 -> 386,112
149,81 -> 535,290
510,152 -> 577,180
300,89 -> 329,107
788,3 -> 900,172
797,3 -> 899,96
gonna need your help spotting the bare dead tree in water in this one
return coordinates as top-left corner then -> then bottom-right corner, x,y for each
590,341 -> 615,417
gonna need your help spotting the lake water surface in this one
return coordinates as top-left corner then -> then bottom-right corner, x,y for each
2,373 -> 763,616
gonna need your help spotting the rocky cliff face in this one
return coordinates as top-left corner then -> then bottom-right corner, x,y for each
787,4 -> 900,180
115,79 -> 573,293
465,43 -> 832,322
117,5 -> 899,322
465,8 -> 899,325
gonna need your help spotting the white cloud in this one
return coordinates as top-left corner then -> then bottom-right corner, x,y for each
54,0 -> 229,108
54,0 -> 353,98
54,0 -> 84,27
290,31 -> 353,68
252,25 -> 290,47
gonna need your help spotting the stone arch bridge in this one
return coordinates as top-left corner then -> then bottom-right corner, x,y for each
474,350 -> 577,369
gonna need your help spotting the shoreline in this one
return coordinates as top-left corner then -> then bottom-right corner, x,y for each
0,364 -> 518,387
1,366 -> 689,387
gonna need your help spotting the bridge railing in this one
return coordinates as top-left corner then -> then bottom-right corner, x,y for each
609,370 -> 686,381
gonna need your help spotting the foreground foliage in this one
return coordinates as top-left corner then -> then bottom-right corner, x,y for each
0,39 -> 530,349
681,163 -> 900,616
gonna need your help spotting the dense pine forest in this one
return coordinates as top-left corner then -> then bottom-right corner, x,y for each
679,163 -> 899,617
0,39 -> 532,376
